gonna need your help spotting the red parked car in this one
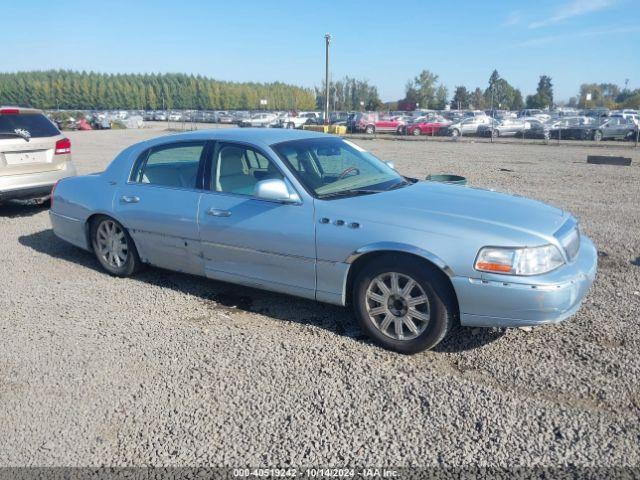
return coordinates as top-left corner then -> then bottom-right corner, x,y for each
406,117 -> 451,136
355,113 -> 407,134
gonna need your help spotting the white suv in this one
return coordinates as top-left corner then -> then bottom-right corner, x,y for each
0,107 -> 77,203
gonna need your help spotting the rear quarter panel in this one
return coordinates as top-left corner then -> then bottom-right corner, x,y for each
50,174 -> 116,250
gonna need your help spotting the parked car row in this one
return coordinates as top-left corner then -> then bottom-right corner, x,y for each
350,108 -> 639,142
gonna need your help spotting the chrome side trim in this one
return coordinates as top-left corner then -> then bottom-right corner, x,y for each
49,211 -> 82,223
344,242 -> 455,277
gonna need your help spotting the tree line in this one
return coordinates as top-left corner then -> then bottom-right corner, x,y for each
2,69 -> 638,113
571,83 -> 640,109
0,70 -> 317,110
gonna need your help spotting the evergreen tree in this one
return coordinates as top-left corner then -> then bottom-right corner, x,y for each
450,86 -> 470,110
0,70 -> 316,110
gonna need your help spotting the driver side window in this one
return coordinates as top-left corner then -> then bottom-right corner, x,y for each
211,144 -> 283,196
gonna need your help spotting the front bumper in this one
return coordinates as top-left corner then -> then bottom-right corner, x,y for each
452,236 -> 598,327
0,161 -> 77,201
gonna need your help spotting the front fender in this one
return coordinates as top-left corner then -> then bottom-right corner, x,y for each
345,241 -> 455,277
315,241 -> 456,307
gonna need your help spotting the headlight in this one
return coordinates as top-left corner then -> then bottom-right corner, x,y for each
474,245 -> 564,276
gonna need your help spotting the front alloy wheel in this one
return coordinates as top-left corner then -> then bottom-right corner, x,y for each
353,254 -> 457,354
365,272 -> 430,340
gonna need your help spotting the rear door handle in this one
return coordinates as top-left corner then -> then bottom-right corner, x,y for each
207,208 -> 231,217
120,195 -> 140,204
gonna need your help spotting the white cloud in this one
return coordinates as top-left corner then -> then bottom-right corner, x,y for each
513,25 -> 639,47
529,0 -> 616,28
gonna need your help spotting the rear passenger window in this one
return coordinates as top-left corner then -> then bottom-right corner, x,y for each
133,142 -> 204,189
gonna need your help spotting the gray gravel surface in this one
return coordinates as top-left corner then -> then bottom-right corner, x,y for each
1,126 -> 639,467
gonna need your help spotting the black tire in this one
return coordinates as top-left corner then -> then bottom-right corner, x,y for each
365,125 -> 375,134
451,128 -> 460,137
412,127 -> 421,136
90,215 -> 142,277
352,254 -> 457,354
593,130 -> 602,142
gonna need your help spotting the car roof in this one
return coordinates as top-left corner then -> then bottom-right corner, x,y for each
154,127 -> 333,148
103,128 -> 340,181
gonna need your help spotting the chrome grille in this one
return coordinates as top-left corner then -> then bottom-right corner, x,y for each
555,219 -> 580,261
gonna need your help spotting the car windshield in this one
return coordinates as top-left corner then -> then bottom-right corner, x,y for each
272,137 -> 403,198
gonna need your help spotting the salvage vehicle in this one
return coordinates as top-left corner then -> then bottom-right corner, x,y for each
354,113 -> 406,134
238,113 -> 278,128
49,129 -> 597,354
478,118 -> 526,137
522,118 -> 551,140
405,116 -> 451,136
548,116 -> 596,140
445,116 -> 492,137
592,116 -> 637,141
1,107 -> 77,203
216,112 -> 235,124
278,113 -> 309,129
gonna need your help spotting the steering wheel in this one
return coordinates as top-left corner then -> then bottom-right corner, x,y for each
338,166 -> 360,179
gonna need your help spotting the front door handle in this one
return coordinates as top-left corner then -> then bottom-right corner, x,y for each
120,195 -> 140,204
207,208 -> 231,217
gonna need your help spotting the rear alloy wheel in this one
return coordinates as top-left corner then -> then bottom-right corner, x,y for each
365,125 -> 375,134
412,128 -> 421,136
353,255 -> 456,354
91,216 -> 141,277
492,129 -> 499,138
593,130 -> 603,142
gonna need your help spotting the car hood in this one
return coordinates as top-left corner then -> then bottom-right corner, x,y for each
334,181 -> 567,240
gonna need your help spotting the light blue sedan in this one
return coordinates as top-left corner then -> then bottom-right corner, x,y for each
49,129 -> 597,353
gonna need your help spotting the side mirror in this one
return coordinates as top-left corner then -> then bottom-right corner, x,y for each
384,160 -> 396,170
254,178 -> 300,204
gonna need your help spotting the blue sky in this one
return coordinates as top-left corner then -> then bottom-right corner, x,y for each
2,0 -> 638,101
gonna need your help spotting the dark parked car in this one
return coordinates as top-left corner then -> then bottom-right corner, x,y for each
549,117 -> 597,140
522,118 -> 550,140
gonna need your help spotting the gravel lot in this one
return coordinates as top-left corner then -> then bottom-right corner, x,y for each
1,125 -> 639,468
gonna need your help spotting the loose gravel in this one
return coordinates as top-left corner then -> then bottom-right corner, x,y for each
0,126 -> 638,467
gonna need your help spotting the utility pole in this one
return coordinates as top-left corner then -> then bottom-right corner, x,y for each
324,33 -> 331,126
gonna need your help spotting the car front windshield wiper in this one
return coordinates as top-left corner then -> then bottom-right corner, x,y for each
317,188 -> 383,199
0,130 -> 31,141
385,179 -> 411,191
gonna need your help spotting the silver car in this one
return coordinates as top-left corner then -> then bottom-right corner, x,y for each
593,116 -> 637,141
447,116 -> 493,137
1,107 -> 77,203
49,129 -> 597,353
